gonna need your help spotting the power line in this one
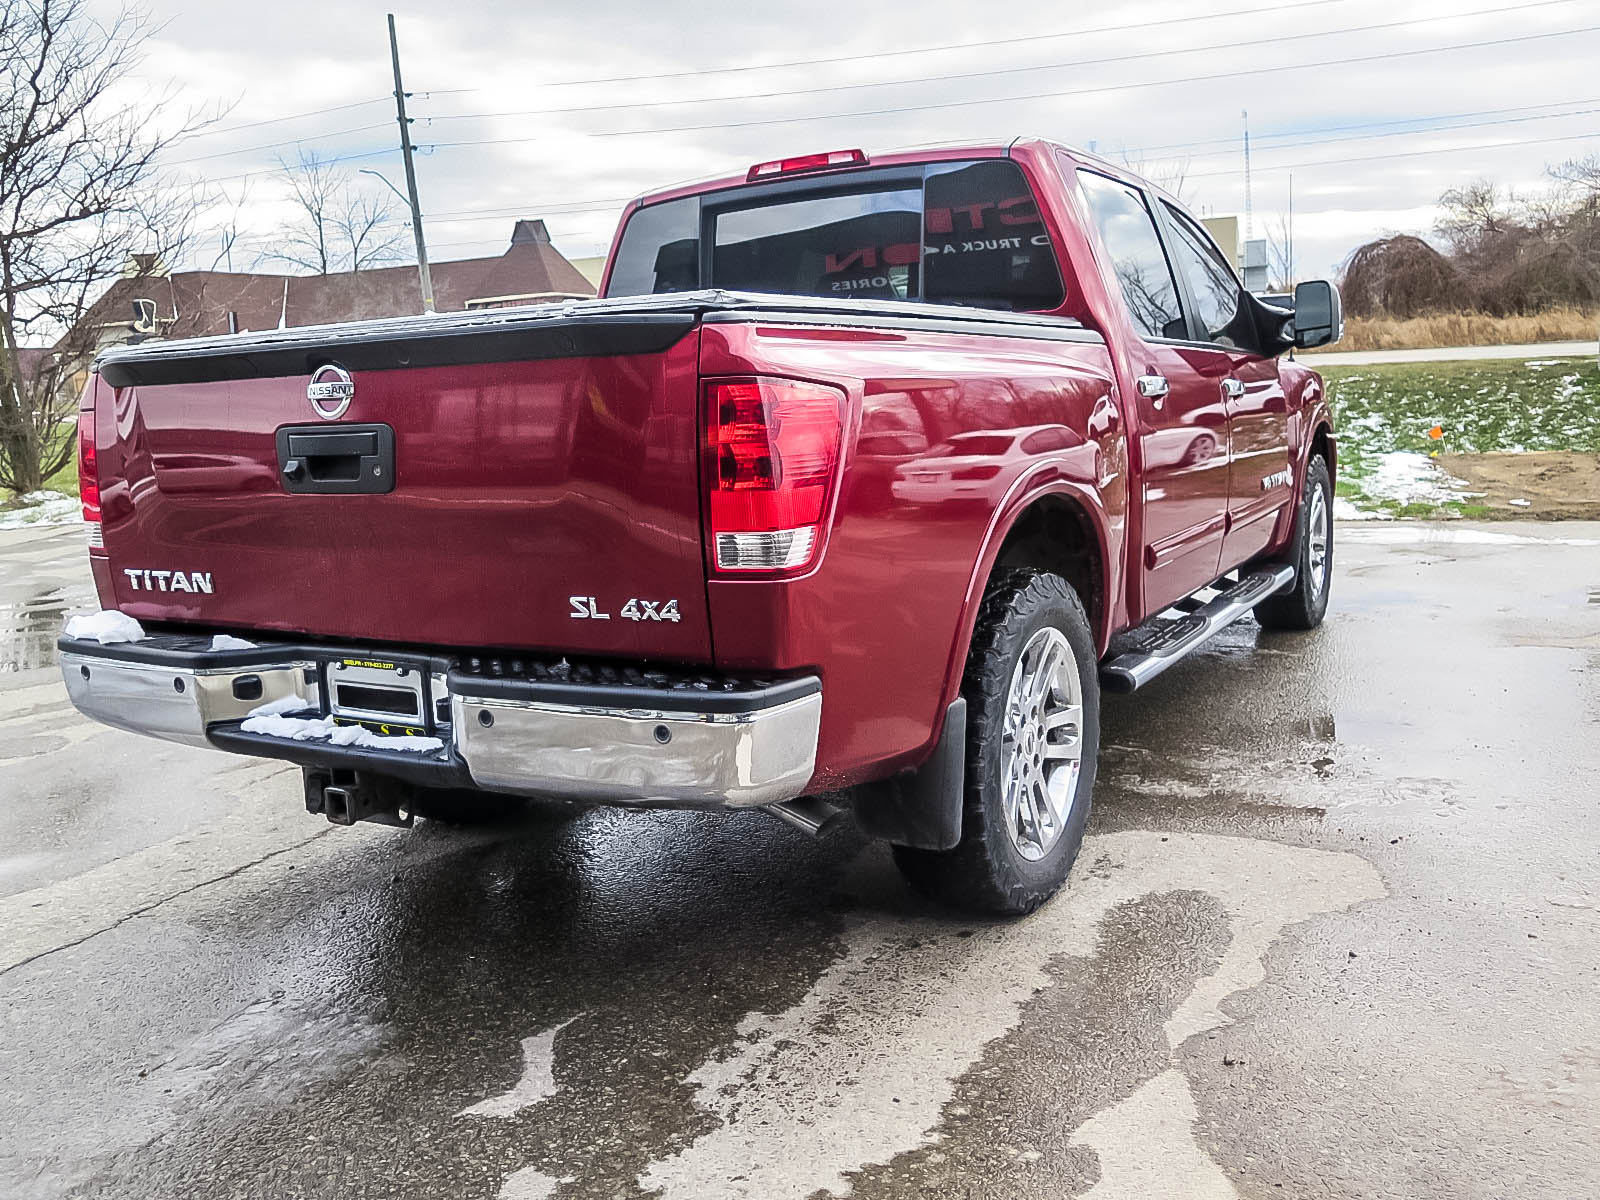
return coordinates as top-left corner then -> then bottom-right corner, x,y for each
177,97 -> 390,140
157,3 -> 1582,175
1187,128 -> 1600,180
509,0 -> 1360,89
216,118 -> 1600,261
200,147 -> 400,188
193,93 -> 1600,192
1138,102 -> 1600,162
146,3 -> 1366,162
419,0 -> 1584,126
173,89 -> 475,143
165,123 -> 394,166
410,100 -> 1600,230
419,24 -> 1600,150
1121,96 -> 1600,158
192,95 -> 1600,223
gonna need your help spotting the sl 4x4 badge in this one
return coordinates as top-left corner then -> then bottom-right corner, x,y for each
570,596 -> 682,623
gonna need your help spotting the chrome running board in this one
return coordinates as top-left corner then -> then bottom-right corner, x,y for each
1099,563 -> 1296,694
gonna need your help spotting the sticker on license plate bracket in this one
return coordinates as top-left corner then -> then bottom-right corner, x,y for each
324,657 -> 430,733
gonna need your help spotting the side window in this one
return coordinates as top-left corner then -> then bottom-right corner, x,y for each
1076,171 -> 1186,341
922,160 -> 1065,311
1161,202 -> 1250,347
607,197 -> 699,296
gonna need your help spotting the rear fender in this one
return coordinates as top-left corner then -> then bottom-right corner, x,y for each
939,471 -> 1115,713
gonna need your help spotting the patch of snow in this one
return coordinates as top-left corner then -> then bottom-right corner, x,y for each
63,610 -> 147,644
240,711 -> 442,754
247,694 -> 312,718
1363,451 -> 1475,507
210,634 -> 258,650
1525,360 -> 1560,368
0,491 -> 80,530
1508,497 -> 1532,507
1333,497 -> 1388,521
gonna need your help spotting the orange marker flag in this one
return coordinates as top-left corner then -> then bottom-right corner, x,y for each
1427,425 -> 1444,440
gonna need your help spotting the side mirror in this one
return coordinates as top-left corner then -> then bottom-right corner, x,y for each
1292,280 -> 1344,349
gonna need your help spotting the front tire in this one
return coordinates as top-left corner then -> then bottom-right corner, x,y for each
893,570 -> 1100,915
1256,454 -> 1333,631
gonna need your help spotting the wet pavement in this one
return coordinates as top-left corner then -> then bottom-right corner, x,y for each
2,520 -> 1598,1199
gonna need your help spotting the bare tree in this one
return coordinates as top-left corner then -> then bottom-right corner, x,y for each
1435,180 -> 1514,257
265,151 -> 407,275
1550,154 -> 1600,225
1118,149 -> 1193,203
0,0 -> 213,495
1550,154 -> 1600,196
1265,214 -> 1294,292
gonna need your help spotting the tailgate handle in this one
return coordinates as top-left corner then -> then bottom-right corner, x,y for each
275,423 -> 395,494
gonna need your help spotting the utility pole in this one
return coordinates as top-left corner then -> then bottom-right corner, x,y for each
1242,108 -> 1253,243
1287,172 -> 1295,286
387,13 -> 435,314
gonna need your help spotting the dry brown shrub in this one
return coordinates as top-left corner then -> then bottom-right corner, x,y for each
1340,235 -> 1464,318
1303,308 -> 1599,352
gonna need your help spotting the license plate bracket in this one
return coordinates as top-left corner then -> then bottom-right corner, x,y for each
325,657 -> 430,736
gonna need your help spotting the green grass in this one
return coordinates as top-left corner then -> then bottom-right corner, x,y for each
1319,358 -> 1600,515
1,448 -> 79,506
39,454 -> 79,498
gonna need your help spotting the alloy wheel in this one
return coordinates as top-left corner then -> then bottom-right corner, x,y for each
1000,626 -> 1085,861
1307,482 -> 1330,601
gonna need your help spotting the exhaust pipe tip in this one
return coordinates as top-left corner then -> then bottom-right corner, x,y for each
762,796 -> 845,838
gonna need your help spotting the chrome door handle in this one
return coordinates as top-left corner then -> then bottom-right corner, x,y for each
1222,378 -> 1246,399
1136,375 -> 1169,407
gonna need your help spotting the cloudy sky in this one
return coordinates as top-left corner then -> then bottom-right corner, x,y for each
120,0 -> 1598,281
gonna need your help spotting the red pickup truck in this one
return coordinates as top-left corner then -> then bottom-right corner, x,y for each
59,140 -> 1342,914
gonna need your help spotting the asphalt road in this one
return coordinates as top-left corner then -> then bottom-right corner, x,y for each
1303,339 -> 1595,366
3,520 -> 1599,1200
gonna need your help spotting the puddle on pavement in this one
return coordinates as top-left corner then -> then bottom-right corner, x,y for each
0,588 -> 80,673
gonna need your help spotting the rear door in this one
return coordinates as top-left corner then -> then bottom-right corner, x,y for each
1156,200 -> 1294,569
1077,171 -> 1230,615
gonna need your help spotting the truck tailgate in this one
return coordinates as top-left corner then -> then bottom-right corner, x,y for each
93,307 -> 712,660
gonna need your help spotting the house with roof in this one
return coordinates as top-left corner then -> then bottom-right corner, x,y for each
76,219 -> 595,351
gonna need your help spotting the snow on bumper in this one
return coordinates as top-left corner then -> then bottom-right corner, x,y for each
57,632 -> 821,809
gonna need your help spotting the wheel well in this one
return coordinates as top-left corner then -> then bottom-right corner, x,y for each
992,495 -> 1104,636
1311,422 -> 1335,477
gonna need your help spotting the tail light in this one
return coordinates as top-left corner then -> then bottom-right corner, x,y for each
704,378 -> 844,573
952,465 -> 1002,482
77,408 -> 103,547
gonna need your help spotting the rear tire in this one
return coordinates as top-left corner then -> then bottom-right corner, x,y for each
1256,454 -> 1333,631
893,569 -> 1099,916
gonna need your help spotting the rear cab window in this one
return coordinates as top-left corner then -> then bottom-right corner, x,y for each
606,159 -> 1066,313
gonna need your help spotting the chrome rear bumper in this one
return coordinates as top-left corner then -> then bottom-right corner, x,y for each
61,651 -> 316,748
58,634 -> 821,809
452,691 -> 820,808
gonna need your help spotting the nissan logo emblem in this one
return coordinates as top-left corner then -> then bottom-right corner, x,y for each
306,364 -> 355,420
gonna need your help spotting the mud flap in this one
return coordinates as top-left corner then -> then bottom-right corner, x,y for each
851,698 -> 966,850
